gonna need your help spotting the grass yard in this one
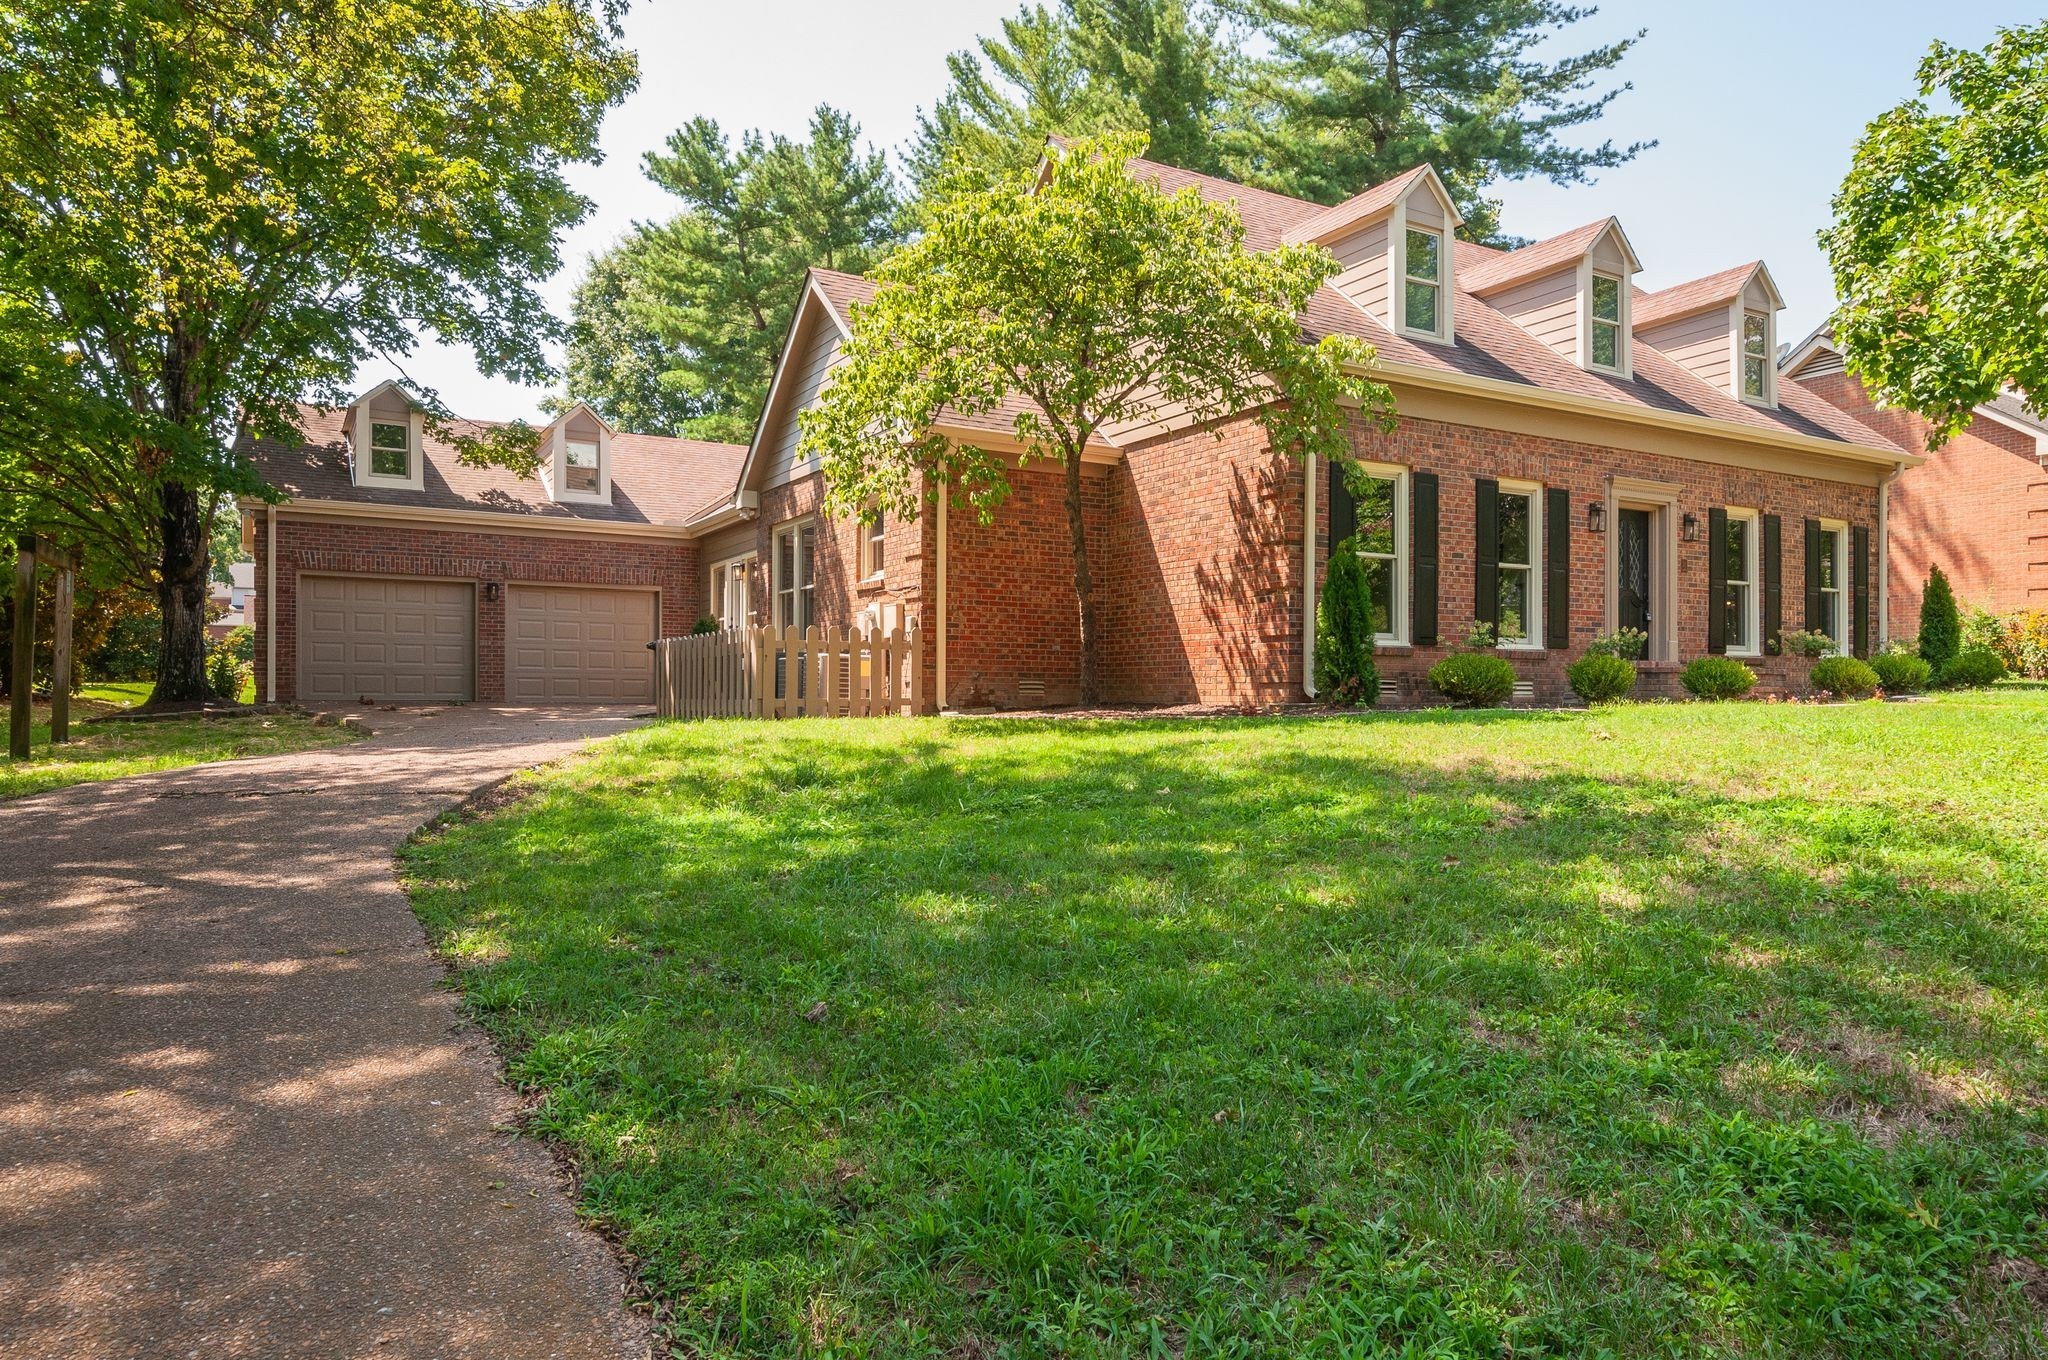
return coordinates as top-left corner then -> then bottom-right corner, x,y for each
0,684 -> 358,800
404,687 -> 2048,1359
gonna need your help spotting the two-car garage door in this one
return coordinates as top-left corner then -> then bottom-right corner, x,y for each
298,575 -> 655,705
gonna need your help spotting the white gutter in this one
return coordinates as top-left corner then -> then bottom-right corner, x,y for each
263,504 -> 277,702
1303,452 -> 1317,699
936,489 -> 949,710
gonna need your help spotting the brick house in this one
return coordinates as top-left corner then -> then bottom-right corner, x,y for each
1782,327 -> 2047,630
244,156 -> 1921,711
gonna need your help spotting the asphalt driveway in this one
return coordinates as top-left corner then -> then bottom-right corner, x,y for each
0,705 -> 653,1359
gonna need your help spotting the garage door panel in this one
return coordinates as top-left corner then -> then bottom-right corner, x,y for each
299,575 -> 474,704
504,586 -> 654,704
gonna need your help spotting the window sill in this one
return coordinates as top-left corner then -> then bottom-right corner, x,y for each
855,576 -> 889,595
1497,644 -> 1545,655
1373,642 -> 1413,655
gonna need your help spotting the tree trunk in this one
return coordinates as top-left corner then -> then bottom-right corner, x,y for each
151,477 -> 212,703
1064,452 -> 1100,707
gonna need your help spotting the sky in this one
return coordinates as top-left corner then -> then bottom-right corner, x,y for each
357,0 -> 2042,423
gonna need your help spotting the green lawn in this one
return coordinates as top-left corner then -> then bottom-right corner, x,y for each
403,688 -> 2048,1359
1,684 -> 358,800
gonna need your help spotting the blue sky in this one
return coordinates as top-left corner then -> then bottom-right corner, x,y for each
361,0 -> 2040,423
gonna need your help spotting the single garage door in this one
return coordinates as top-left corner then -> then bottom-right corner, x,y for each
299,575 -> 475,703
505,585 -> 656,703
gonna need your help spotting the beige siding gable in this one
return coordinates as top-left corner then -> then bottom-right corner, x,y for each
1741,274 -> 1776,312
1639,306 -> 1734,395
1487,268 -> 1580,365
1589,230 -> 1632,275
1330,218 -> 1392,327
762,307 -> 846,491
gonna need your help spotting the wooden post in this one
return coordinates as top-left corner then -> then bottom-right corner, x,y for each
51,567 -> 72,743
10,540 -> 33,760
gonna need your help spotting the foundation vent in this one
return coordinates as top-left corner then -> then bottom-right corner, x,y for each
1015,677 -> 1046,707
1378,676 -> 1401,703
1512,680 -> 1537,704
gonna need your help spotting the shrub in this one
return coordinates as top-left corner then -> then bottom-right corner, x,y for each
1681,656 -> 1756,700
1567,652 -> 1637,704
1919,565 -> 1960,670
1429,652 -> 1517,707
1585,627 -> 1648,660
1314,540 -> 1380,706
1966,606 -> 2048,679
1777,628 -> 1834,659
1939,646 -> 2006,689
223,623 -> 255,667
691,615 -> 720,635
1810,655 -> 1880,699
1870,650 -> 1931,694
204,640 -> 248,702
1461,619 -> 1499,650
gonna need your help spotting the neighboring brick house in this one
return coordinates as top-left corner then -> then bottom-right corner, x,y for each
243,155 -> 1921,711
1782,327 -> 2048,630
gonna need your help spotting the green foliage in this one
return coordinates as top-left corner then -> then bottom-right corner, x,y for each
1963,606 -> 2048,680
1869,650 -> 1932,694
222,624 -> 255,668
209,505 -> 246,586
1777,628 -> 1835,660
800,133 -> 1392,701
618,106 -> 902,442
1825,23 -> 2048,444
1918,566 -> 1961,669
82,607 -> 158,682
909,1 -> 1228,192
1939,646 -> 2007,690
1567,652 -> 1637,704
1586,627 -> 1648,660
558,232 -> 706,436
0,0 -> 637,699
1428,652 -> 1517,707
691,615 -> 720,636
204,638 -> 248,703
1811,655 -> 1880,700
1681,656 -> 1757,701
1,702 -> 353,801
1314,539 -> 1379,706
1230,0 -> 1651,240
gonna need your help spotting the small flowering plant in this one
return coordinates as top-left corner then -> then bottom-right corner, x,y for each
1586,627 -> 1648,660
1777,628 -> 1834,659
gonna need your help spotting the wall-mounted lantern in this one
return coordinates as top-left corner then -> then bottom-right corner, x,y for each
1681,512 -> 1701,542
1586,501 -> 1607,533
483,581 -> 501,602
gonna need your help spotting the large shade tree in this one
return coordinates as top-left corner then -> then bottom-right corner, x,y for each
1823,21 -> 2048,446
0,0 -> 636,702
800,134 -> 1394,704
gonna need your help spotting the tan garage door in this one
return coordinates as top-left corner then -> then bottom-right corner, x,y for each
505,585 -> 656,703
299,575 -> 475,703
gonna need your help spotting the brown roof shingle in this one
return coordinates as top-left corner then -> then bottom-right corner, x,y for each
1632,262 -> 1765,330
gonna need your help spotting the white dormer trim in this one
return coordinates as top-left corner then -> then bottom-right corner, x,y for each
1387,172 -> 1462,347
1578,221 -> 1641,380
1732,265 -> 1785,409
346,379 -> 425,491
539,402 -> 614,504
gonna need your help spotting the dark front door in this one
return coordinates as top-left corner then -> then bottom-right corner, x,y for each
1617,508 -> 1652,635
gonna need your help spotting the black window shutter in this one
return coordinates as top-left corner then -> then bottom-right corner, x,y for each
1706,507 -> 1729,654
1411,471 -> 1439,646
1327,458 -> 1357,549
1803,518 -> 1823,633
1762,514 -> 1782,653
1474,477 -> 1500,633
1545,487 -> 1569,650
1852,524 -> 1871,658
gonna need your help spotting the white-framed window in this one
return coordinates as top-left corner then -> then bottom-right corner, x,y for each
368,421 -> 412,479
1741,311 -> 1771,403
1723,508 -> 1760,656
861,505 -> 886,581
1403,227 -> 1444,337
773,520 -> 817,632
564,439 -> 600,493
1818,519 -> 1848,653
710,553 -> 756,630
1589,273 -> 1624,372
1494,482 -> 1543,647
1345,462 -> 1409,644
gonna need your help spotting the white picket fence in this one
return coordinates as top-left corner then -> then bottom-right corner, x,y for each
651,622 -> 923,719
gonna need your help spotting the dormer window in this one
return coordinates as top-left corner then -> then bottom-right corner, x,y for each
369,422 -> 412,478
1403,228 -> 1444,336
1589,274 -> 1624,371
1741,312 -> 1772,403
542,403 -> 612,503
565,439 -> 600,493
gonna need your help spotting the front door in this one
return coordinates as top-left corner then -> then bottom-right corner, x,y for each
1617,508 -> 1652,636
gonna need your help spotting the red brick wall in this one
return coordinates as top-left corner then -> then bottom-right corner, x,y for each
254,515 -> 698,703
754,475 -> 926,636
1798,370 -> 2048,623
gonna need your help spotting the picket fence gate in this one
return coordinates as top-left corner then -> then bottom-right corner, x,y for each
651,622 -> 923,720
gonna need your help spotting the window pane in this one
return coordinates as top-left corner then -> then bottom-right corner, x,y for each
1497,491 -> 1531,567
1723,516 -> 1748,584
1743,312 -> 1768,356
1591,274 -> 1621,322
1591,321 -> 1618,369
1818,532 -> 1837,590
565,440 -> 598,467
1405,280 -> 1438,333
370,422 -> 408,449
1405,229 -> 1440,281
1353,475 -> 1397,553
1743,355 -> 1766,397
1359,556 -> 1394,636
1498,567 -> 1529,642
1725,584 -> 1751,650
369,422 -> 408,477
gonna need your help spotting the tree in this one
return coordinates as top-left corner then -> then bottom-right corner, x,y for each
800,134 -> 1394,703
907,1 -> 1229,193
1918,564 -> 1960,671
559,231 -> 707,436
1229,0 -> 1650,241
622,106 -> 901,443
1315,537 -> 1379,705
0,0 -> 635,702
1824,23 -> 2048,446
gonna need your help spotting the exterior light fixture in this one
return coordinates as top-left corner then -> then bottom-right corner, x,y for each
484,581 -> 501,602
1681,512 -> 1701,542
1586,502 -> 1607,533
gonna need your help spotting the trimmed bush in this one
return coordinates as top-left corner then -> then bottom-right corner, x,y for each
1585,628 -> 1648,660
1428,652 -> 1517,708
1680,655 -> 1756,700
1777,628 -> 1833,659
1919,565 -> 1960,671
691,615 -> 720,635
1870,651 -> 1931,694
1314,540 -> 1379,706
1810,655 -> 1880,700
1939,646 -> 2006,689
1567,652 -> 1637,704
204,641 -> 248,702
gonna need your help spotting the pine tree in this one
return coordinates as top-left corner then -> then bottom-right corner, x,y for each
559,231 -> 704,436
1316,537 -> 1380,705
1230,0 -> 1651,241
1918,564 -> 1961,670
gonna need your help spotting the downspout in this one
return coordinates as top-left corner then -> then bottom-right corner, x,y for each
936,488 -> 948,711
264,504 -> 277,702
1303,452 -> 1317,699
1877,461 -> 1904,646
